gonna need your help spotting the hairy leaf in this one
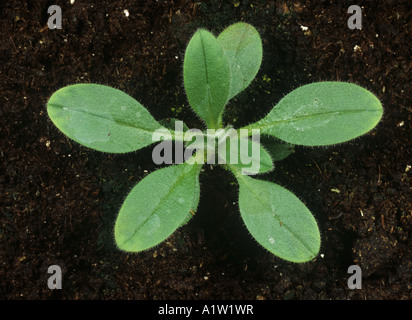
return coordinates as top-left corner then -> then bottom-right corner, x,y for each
158,118 -> 189,132
221,137 -> 273,175
183,29 -> 231,129
115,162 -> 201,252
47,84 -> 165,153
218,22 -> 262,100
233,170 -> 320,262
260,137 -> 294,162
180,167 -> 201,226
243,82 -> 383,146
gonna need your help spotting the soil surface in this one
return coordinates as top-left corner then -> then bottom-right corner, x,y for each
1,0 -> 411,300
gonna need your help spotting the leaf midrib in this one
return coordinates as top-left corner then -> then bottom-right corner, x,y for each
49,103 -> 161,135
199,31 -> 216,129
244,108 -> 380,131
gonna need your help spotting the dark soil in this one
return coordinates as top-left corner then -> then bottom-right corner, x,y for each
1,0 -> 411,300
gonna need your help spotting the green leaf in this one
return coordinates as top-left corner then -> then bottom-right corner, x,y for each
47,84 -> 165,153
180,168 -> 201,226
217,22 -> 262,100
243,82 -> 383,146
158,118 -> 190,132
221,137 -> 273,175
183,29 -> 231,129
115,162 -> 201,252
260,137 -> 294,162
233,172 -> 320,262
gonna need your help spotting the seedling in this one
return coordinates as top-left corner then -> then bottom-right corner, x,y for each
47,23 -> 383,263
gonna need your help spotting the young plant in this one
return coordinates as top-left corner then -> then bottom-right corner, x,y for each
47,23 -> 383,263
